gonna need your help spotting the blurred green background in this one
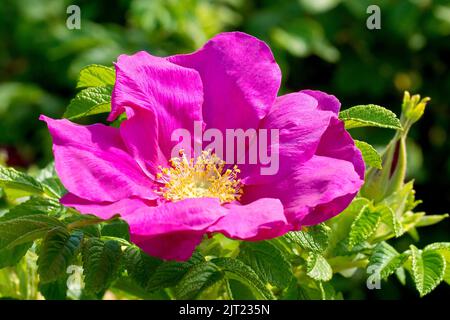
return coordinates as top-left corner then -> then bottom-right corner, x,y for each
0,0 -> 449,299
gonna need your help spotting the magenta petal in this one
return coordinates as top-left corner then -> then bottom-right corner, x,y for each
242,156 -> 363,228
123,198 -> 227,261
131,232 -> 204,261
60,193 -> 152,220
315,117 -> 365,180
240,90 -> 363,228
301,89 -> 341,115
40,116 -> 156,202
207,198 -> 288,240
292,117 -> 365,226
241,92 -> 333,184
110,51 -> 204,159
168,32 -> 281,133
300,194 -> 359,226
123,198 -> 227,236
120,107 -> 168,178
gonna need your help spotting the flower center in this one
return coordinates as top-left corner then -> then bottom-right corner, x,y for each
157,150 -> 242,203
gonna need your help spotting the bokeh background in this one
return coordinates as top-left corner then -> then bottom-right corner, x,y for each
0,0 -> 449,299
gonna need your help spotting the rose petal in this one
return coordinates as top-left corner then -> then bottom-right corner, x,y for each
315,117 -> 365,180
207,198 -> 288,240
123,198 -> 227,236
241,92 -> 333,184
168,32 -> 281,135
242,155 -> 363,229
40,115 -> 156,202
120,107 -> 168,178
123,198 -> 227,261
299,193 -> 359,226
61,193 -> 152,220
131,232 -> 204,261
240,90 -> 363,228
301,89 -> 341,114
110,51 -> 204,159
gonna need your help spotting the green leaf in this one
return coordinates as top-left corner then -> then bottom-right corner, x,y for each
82,238 -> 122,294
396,267 -> 407,285
415,214 -> 449,227
339,105 -> 402,130
0,242 -> 32,269
37,229 -> 83,283
222,260 -> 274,298
146,262 -> 191,292
402,211 -> 426,234
211,257 -> 274,300
367,242 -> 408,280
146,252 -> 204,292
306,252 -> 332,281
124,246 -> 162,288
100,219 -> 130,241
64,86 -> 112,120
0,215 -> 65,250
175,261 -> 223,299
1,197 -> 65,221
444,258 -> 450,285
237,241 -> 292,288
326,197 -> 370,253
354,140 -> 382,169
281,278 -> 302,300
410,245 -> 446,297
382,181 -> 416,217
36,162 -> 66,198
228,279 -> 257,300
112,277 -> 170,300
349,205 -> 382,248
285,223 -> 330,253
378,204 -> 404,237
379,182 -> 423,237
39,278 -> 68,300
319,282 -> 342,300
77,65 -> 115,88
424,243 -> 450,285
444,263 -> 450,285
0,165 -> 45,197
333,238 -> 372,257
62,214 -> 100,237
296,283 -> 323,300
424,242 -> 450,252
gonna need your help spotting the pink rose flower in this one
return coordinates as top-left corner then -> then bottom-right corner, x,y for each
40,32 -> 364,261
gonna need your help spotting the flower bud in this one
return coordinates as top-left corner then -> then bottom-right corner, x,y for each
360,92 -> 430,203
401,91 -> 431,129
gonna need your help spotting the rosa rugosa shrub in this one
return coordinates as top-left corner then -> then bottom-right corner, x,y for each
0,32 -> 448,300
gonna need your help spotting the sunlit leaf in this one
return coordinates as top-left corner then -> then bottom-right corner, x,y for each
354,140 -> 382,169
306,252 -> 332,282
77,65 -> 115,88
410,245 -> 445,297
367,242 -> 408,280
339,105 -> 402,130
64,86 -> 112,120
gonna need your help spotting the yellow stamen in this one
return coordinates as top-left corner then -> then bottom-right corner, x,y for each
157,150 -> 242,203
